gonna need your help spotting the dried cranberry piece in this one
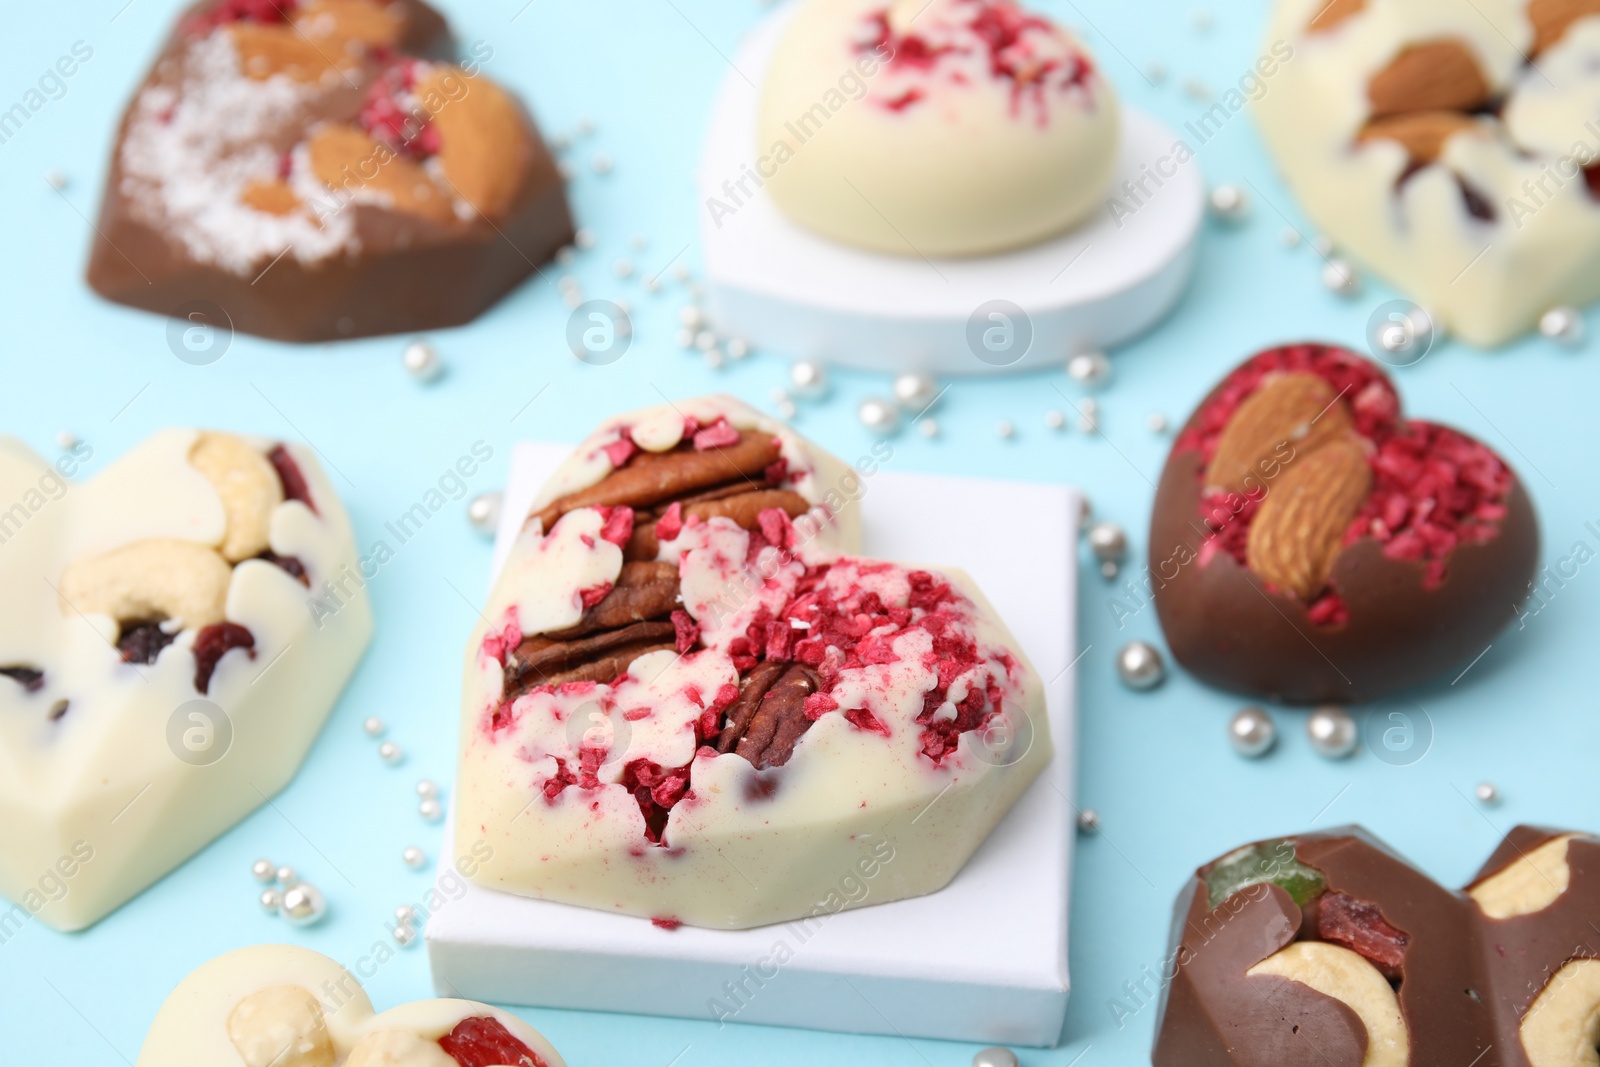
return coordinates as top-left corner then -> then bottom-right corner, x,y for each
1586,163 -> 1600,201
0,666 -> 44,692
1457,177 -> 1496,222
267,445 -> 317,514
437,1016 -> 548,1067
192,623 -> 256,694
1316,890 -> 1409,979
119,621 -> 177,665
259,551 -> 310,586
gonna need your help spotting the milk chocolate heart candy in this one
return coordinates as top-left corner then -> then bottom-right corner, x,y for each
455,395 -> 1051,929
0,429 -> 370,931
88,0 -> 573,342
1256,0 -> 1600,346
1148,343 -> 1538,704
137,944 -> 566,1067
1153,826 -> 1600,1067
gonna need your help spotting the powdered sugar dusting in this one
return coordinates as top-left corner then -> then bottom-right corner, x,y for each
120,32 -> 357,276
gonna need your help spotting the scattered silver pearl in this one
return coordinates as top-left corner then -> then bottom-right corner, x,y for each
575,117 -> 595,137
918,417 -> 940,439
280,883 -> 328,927
1475,781 -> 1501,805
275,865 -> 299,888
995,419 -> 1016,440
467,492 -> 502,538
555,246 -> 576,266
1539,305 -> 1585,346
1045,409 -> 1068,432
379,741 -> 404,766
1146,62 -> 1168,84
613,258 -> 633,279
643,276 -> 661,294
675,328 -> 696,349
419,798 -> 444,822
252,858 -> 276,884
363,715 -> 386,738
562,162 -> 579,181
591,152 -> 613,175
1280,227 -> 1302,249
392,923 -> 418,948
672,264 -> 692,283
402,340 -> 443,382
574,228 -> 597,251
789,360 -> 830,401
44,168 -> 68,191
1181,77 -> 1212,101
1147,413 -> 1170,434
891,372 -> 940,412
259,888 -> 283,914
416,779 -> 439,799
1100,560 -> 1120,580
403,846 -> 428,871
1208,184 -> 1250,224
694,330 -> 718,352
1322,258 -> 1362,297
1307,705 -> 1359,759
678,305 -> 704,329
972,1047 -> 1020,1067
725,338 -> 750,360
1116,641 -> 1167,691
630,233 -> 648,251
1313,235 -> 1335,256
1066,351 -> 1112,391
1087,521 -> 1128,564
1229,706 -> 1277,758
857,397 -> 900,436
689,282 -> 707,299
1192,8 -> 1214,32
395,905 -> 418,925
1076,809 -> 1100,834
704,347 -> 726,370
55,429 -> 78,450
1079,398 -> 1101,434
561,287 -> 584,310
775,398 -> 798,420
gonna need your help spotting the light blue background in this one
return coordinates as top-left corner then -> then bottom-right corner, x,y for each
2,1 -> 1596,1064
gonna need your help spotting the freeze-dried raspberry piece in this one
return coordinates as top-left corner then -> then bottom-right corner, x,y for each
438,1016 -> 549,1067
1316,890 -> 1410,979
693,419 -> 741,451
602,436 -> 638,469
192,623 -> 256,694
598,506 -> 634,547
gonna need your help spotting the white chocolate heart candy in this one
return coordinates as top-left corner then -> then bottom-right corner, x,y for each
137,944 -> 567,1067
455,396 -> 1050,929
758,0 -> 1120,256
0,429 -> 371,931
1256,0 -> 1600,346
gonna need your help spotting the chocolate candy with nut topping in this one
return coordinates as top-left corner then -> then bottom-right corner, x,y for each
87,0 -> 572,342
1154,826 -> 1600,1067
1148,343 -> 1539,704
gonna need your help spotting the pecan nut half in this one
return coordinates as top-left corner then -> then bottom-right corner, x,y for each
716,661 -> 821,769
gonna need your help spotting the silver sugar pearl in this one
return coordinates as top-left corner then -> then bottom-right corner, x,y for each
55,429 -> 78,450
591,152 -> 613,175
1314,235 -> 1335,256
694,330 -> 718,352
259,888 -> 283,914
789,360 -> 830,401
395,905 -> 418,924
44,168 -> 68,191
1045,409 -> 1068,432
280,882 -> 328,927
678,305 -> 704,329
1229,706 -> 1277,758
1475,782 -> 1501,805
555,246 -> 576,266
379,741 -> 404,766
675,328 -> 696,349
1208,183 -> 1250,223
416,779 -> 439,799
891,372 -> 940,412
419,798 -> 443,822
857,397 -> 900,436
467,492 -> 502,538
672,264 -> 691,282
252,858 -> 276,884
1067,351 -> 1112,390
1077,809 -> 1100,834
630,233 -> 648,250
775,399 -> 798,420
363,715 -> 386,738
972,1048 -> 1020,1067
1280,227 -> 1303,248
1539,306 -> 1585,346
725,338 -> 750,360
704,348 -> 726,370
612,258 -> 633,279
275,865 -> 298,888
1323,258 -> 1361,297
1307,705 -> 1358,759
403,846 -> 428,870
995,419 -> 1015,440
918,418 -> 940,439
574,228 -> 596,250
1100,560 -> 1120,580
402,340 -> 442,382
1116,641 -> 1167,691
1147,412 -> 1170,434
1086,521 -> 1128,564
392,923 -> 418,948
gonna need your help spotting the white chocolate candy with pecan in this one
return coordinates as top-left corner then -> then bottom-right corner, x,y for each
456,396 -> 1050,929
137,944 -> 566,1067
759,0 -> 1119,256
0,429 -> 370,931
1256,0 -> 1600,346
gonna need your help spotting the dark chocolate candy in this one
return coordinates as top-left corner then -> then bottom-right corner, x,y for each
1148,343 -> 1539,704
87,0 -> 572,343
1153,826 -> 1600,1067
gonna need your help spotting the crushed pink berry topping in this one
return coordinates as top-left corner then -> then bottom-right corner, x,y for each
858,0 -> 1095,121
438,1016 -> 549,1067
622,758 -> 693,843
692,418 -> 742,451
268,444 -> 317,514
602,436 -> 638,469
192,622 -> 256,694
359,60 -> 441,160
656,501 -> 684,543
185,0 -> 296,34
1179,344 -> 1515,612
597,505 -> 635,547
652,916 -> 683,930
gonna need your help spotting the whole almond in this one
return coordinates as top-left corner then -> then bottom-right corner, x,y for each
240,178 -> 301,217
1357,111 -> 1481,166
1368,39 -> 1491,119
229,24 -> 336,83
1206,373 -> 1354,493
308,124 -> 455,224
416,67 -> 533,221
292,0 -> 403,49
1309,0 -> 1366,33
1246,437 -> 1373,601
1528,0 -> 1600,55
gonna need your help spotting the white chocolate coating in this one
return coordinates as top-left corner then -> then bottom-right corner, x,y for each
455,397 -> 1050,929
1256,0 -> 1600,347
136,944 -> 566,1067
0,430 -> 371,931
758,0 -> 1119,256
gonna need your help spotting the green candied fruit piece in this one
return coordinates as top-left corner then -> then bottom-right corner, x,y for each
1204,839 -> 1326,910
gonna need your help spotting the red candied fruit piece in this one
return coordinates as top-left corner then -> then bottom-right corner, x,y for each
438,1016 -> 549,1067
1316,891 -> 1409,979
692,419 -> 741,451
192,622 -> 256,694
267,445 -> 317,514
